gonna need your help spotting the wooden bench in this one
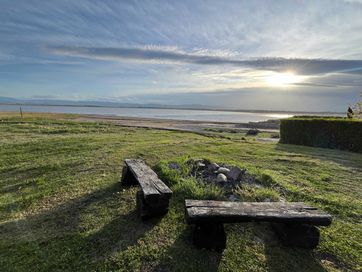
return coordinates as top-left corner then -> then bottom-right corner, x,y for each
185,200 -> 332,251
121,159 -> 172,219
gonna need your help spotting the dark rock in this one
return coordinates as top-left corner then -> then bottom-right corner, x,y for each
208,162 -> 219,172
228,194 -> 240,202
226,166 -> 244,181
168,162 -> 180,171
246,129 -> 260,136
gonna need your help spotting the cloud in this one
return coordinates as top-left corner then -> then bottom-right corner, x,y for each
291,82 -> 337,88
50,46 -> 362,75
344,0 -> 362,4
2,1 -> 362,112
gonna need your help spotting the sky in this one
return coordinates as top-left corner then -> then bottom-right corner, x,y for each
1,0 -> 362,111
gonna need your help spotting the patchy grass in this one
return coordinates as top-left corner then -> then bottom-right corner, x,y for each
0,113 -> 361,272
235,185 -> 280,202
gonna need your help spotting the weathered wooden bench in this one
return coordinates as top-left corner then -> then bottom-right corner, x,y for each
121,159 -> 172,219
185,200 -> 332,251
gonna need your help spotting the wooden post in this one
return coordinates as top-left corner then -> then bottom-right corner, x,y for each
20,106 -> 23,118
136,191 -> 168,220
192,223 -> 226,252
120,166 -> 138,185
271,223 -> 320,249
121,159 -> 172,219
136,191 -> 149,219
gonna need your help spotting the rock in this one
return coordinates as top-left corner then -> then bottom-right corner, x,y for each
196,162 -> 206,169
208,162 -> 219,172
168,162 -> 180,171
217,173 -> 227,182
228,194 -> 239,202
216,167 -> 230,174
246,129 -> 260,136
226,166 -> 244,181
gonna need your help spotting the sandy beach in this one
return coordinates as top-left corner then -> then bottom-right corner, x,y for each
73,114 -> 280,134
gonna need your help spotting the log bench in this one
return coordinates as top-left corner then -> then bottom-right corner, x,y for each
185,200 -> 332,251
121,159 -> 172,219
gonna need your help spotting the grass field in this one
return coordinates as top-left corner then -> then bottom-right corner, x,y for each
0,112 -> 361,272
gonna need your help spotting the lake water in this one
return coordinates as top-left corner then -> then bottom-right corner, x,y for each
0,104 -> 339,123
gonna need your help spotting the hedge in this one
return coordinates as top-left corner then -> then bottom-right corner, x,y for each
280,117 -> 362,153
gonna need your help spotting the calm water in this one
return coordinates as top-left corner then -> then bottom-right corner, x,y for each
0,104 -> 337,123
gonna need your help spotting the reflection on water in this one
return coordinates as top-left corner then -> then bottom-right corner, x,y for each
265,114 -> 294,119
0,104 -> 340,123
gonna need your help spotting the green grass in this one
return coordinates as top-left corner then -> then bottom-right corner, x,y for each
234,185 -> 280,202
0,113 -> 361,272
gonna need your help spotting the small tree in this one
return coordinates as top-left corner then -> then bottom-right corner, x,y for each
356,92 -> 362,119
347,106 -> 354,119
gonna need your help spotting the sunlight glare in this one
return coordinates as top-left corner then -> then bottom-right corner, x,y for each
266,72 -> 303,87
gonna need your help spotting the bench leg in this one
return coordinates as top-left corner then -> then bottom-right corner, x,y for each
136,191 -> 168,220
121,166 -> 138,185
192,223 -> 226,252
271,223 -> 320,249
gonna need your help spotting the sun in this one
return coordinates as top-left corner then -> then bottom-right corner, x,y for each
266,72 -> 303,87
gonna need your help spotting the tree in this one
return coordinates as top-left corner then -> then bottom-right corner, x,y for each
355,92 -> 362,119
347,106 -> 354,119
348,92 -> 362,119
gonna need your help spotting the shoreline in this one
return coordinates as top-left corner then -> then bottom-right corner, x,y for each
74,114 -> 280,134
0,111 -> 280,134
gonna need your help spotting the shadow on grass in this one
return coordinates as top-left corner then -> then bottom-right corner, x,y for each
264,244 -> 327,272
255,223 -> 327,272
0,182 -> 161,271
150,222 -> 326,272
151,227 -> 222,272
275,143 -> 362,168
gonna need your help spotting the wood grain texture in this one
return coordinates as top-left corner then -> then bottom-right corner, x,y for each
185,199 -> 332,226
124,159 -> 172,206
271,223 -> 320,249
125,159 -> 172,193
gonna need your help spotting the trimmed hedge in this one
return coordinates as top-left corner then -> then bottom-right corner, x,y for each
280,117 -> 362,153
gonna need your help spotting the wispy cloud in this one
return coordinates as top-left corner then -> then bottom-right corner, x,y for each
50,46 -> 362,75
